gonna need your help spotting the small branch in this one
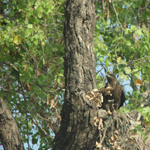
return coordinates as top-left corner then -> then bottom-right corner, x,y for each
36,113 -> 60,134
32,116 -> 54,139
27,97 -> 60,134
112,1 -> 124,33
0,12 -> 24,19
125,113 -> 134,121
137,0 -> 148,18
0,13 -> 10,19
20,80 -> 29,150
131,55 -> 150,63
0,61 -> 18,71
100,117 -> 111,144
115,41 -> 120,58
1,85 -> 22,93
37,84 -> 64,93
97,55 -> 150,74
30,83 -> 55,88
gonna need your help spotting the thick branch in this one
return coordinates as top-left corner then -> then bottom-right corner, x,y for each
0,97 -> 24,150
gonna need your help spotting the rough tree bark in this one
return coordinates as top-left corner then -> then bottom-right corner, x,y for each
0,97 -> 24,150
53,0 -> 99,150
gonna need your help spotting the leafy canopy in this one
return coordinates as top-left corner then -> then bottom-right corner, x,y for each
0,0 -> 150,149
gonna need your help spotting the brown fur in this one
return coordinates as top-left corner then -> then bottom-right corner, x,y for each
102,74 -> 125,114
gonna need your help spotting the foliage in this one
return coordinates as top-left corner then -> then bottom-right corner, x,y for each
0,0 -> 65,149
95,0 -> 150,82
0,0 -> 150,149
95,0 -> 150,139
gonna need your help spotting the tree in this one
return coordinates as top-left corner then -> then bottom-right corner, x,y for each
0,0 -> 150,149
53,0 -> 99,149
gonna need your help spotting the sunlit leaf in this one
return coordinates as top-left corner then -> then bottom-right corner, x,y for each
27,24 -> 33,28
105,58 -> 109,67
13,35 -> 23,45
124,67 -> 131,74
99,57 -> 104,63
117,57 -> 126,65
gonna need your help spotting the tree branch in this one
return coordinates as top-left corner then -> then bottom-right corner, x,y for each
36,84 -> 64,93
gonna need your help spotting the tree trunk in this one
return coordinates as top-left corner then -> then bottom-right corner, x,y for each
0,97 -> 24,150
53,0 -> 99,150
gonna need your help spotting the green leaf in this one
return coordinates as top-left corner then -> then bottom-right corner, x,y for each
126,41 -> 131,46
57,76 -> 61,84
118,64 -> 126,70
28,66 -> 33,72
132,69 -> 139,73
20,75 -> 27,82
32,138 -> 38,144
105,58 -> 109,67
134,71 -> 139,78
124,67 -> 131,74
137,107 -> 143,113
135,29 -> 142,36
10,69 -> 19,80
99,57 -> 104,63
38,13 -> 43,18
130,25 -> 136,31
96,24 -> 100,30
27,24 -> 33,28
9,11 -> 15,16
144,45 -> 148,51
13,36 -> 23,45
117,57 -> 126,65
125,28 -> 130,34
36,76 -> 43,84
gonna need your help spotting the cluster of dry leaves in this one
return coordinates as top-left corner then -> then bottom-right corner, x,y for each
85,87 -> 113,108
85,88 -> 149,150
